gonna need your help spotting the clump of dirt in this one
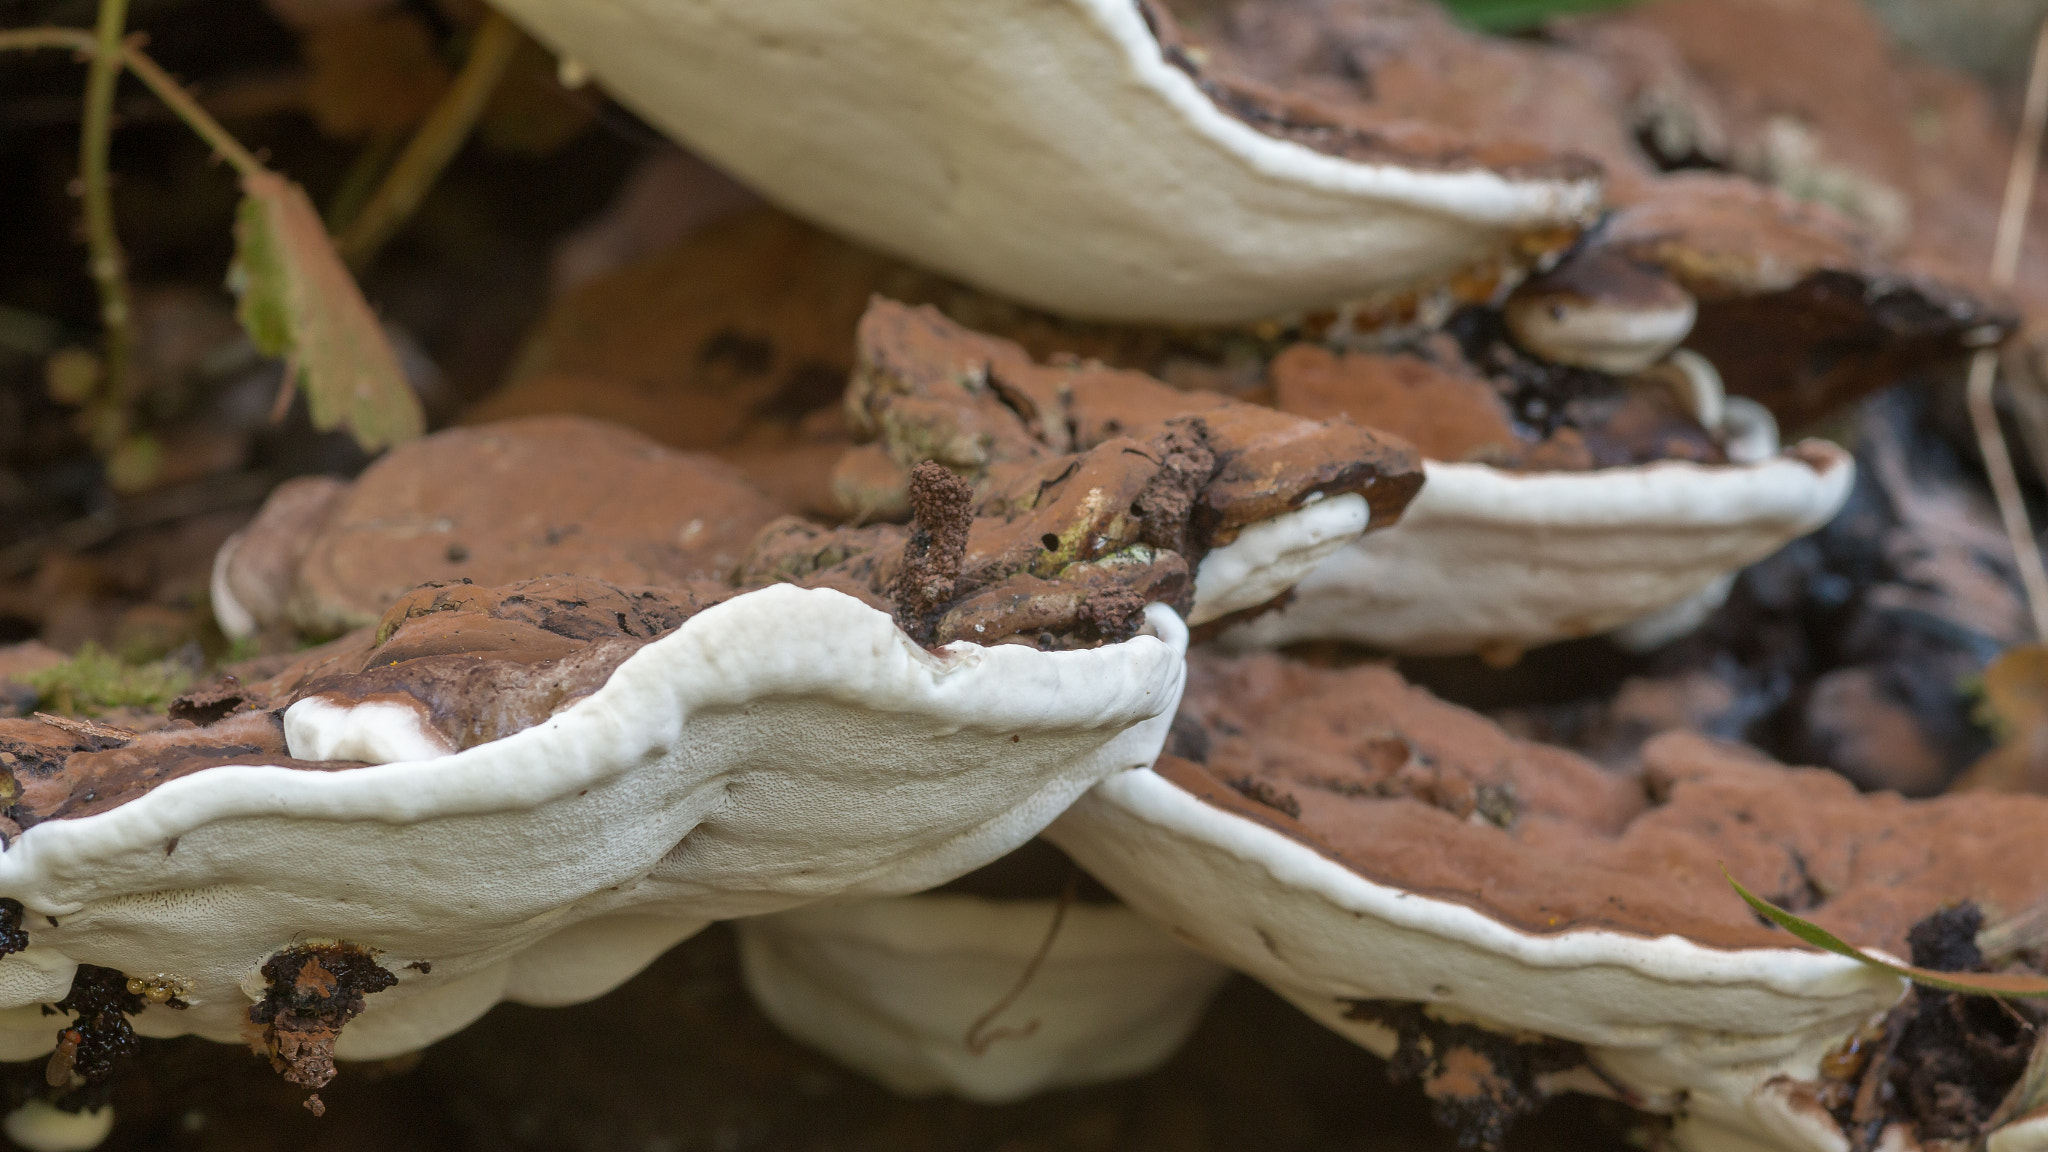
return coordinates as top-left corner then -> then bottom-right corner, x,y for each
1819,902 -> 2048,1151
0,899 -> 25,956
246,944 -> 399,1115
891,462 -> 975,645
1345,1001 -> 1589,1152
48,964 -> 147,1093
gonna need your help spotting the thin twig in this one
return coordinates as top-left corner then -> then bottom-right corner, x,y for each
1971,352 -> 2048,641
963,869 -> 1080,1056
0,27 -> 96,52
1997,24 -> 2048,290
116,42 -> 267,177
80,0 -> 134,452
335,11 -> 522,269
0,28 -> 269,178
1971,17 -> 2048,643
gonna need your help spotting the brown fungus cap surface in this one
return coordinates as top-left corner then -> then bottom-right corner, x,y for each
0,711 -> 363,830
1600,176 -> 2014,429
1141,0 -> 1606,185
281,416 -> 786,637
263,575 -> 736,753
1269,338 -> 1723,471
1167,653 -> 2048,957
844,299 -> 1423,538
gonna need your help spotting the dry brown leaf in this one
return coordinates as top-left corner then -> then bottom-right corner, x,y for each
1954,644 -> 2048,792
227,171 -> 424,452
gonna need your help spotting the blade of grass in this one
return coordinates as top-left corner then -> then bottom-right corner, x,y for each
1437,0 -> 1641,32
334,11 -> 522,269
1725,869 -> 2048,997
1968,18 -> 2048,642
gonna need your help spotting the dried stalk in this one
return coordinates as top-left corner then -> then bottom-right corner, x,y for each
335,11 -> 522,269
1971,18 -> 2048,643
962,869 -> 1080,1056
79,0 -> 134,451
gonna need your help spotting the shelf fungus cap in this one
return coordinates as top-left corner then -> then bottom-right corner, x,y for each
211,415 -> 788,640
0,577 -> 1186,1063
733,892 -> 1228,1102
839,300 -> 1423,629
1602,174 -> 2016,430
1049,655 -> 2048,1152
481,0 -> 1600,323
1223,437 -> 1853,656
1503,247 -> 1698,375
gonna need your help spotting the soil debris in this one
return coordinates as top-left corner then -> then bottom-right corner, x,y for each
0,899 -> 26,957
49,964 -> 146,1090
1819,902 -> 2048,1150
1345,1001 -> 1588,1152
247,944 -> 399,1100
891,462 -> 975,645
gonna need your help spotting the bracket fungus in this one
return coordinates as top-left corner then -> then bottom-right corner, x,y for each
479,0 -> 1600,323
1597,176 -> 2016,431
733,856 -> 1229,1103
1048,653 -> 2048,1152
1223,317 -> 1852,655
835,299 -> 1425,629
0,569 -> 1187,1085
211,415 -> 788,640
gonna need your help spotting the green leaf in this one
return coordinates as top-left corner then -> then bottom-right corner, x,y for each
1436,0 -> 1642,32
1725,868 -> 2048,998
227,170 -> 424,453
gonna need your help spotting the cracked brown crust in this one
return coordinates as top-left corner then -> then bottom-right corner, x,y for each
1136,0 -> 1601,184
0,711 -> 363,830
265,576 -> 736,753
844,299 -> 1424,540
1164,653 -> 2048,956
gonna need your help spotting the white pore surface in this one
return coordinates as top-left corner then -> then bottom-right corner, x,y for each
207,529 -> 257,642
1221,442 -> 1855,655
1187,494 -> 1368,626
1989,1110 -> 2048,1152
734,892 -> 1229,1102
0,586 -> 1188,1062
1505,296 -> 1698,376
1047,767 -> 1905,1152
482,0 -> 1599,323
1,1102 -> 114,1152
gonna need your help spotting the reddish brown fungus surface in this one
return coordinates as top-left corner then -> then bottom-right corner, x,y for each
1166,654 -> 2048,955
